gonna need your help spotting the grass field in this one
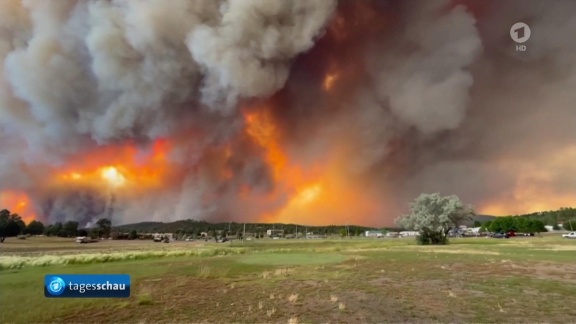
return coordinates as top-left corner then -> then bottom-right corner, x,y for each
1,235 -> 575,323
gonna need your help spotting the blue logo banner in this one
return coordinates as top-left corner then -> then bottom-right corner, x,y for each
44,274 -> 130,298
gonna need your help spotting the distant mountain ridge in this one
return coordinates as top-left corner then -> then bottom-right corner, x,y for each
113,215 -> 498,234
112,208 -> 575,234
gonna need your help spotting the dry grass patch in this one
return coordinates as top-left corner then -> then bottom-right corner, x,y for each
288,294 -> 298,303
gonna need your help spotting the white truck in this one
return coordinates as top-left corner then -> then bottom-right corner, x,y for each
561,232 -> 576,239
75,236 -> 90,243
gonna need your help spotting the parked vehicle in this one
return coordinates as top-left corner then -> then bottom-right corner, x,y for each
491,232 -> 509,239
562,232 -> 576,239
75,236 -> 90,243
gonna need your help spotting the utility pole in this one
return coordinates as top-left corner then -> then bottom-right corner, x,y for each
243,223 -> 246,242
570,219 -> 574,231
305,226 -> 307,240
296,224 -> 298,239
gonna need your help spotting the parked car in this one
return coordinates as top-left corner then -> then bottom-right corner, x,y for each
491,232 -> 509,239
562,232 -> 576,239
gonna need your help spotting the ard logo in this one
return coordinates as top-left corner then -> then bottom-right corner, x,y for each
510,22 -> 530,52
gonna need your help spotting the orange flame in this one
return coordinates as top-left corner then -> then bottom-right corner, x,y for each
48,139 -> 171,191
244,110 -> 287,180
0,139 -> 173,222
243,107 -> 381,225
0,191 -> 36,224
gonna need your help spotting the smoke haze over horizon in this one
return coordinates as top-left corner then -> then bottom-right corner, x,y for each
0,0 -> 575,227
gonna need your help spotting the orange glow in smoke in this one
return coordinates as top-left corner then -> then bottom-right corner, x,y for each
48,139 -> 171,191
243,107 -> 380,225
0,191 -> 36,224
322,72 -> 340,91
244,110 -> 287,180
99,166 -> 126,188
1,139 -> 171,223
477,146 -> 576,216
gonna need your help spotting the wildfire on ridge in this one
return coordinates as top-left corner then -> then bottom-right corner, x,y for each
0,139 -> 173,223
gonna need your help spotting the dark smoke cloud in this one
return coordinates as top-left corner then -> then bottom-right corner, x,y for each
0,0 -> 574,226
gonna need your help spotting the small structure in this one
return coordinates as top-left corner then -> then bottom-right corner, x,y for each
153,233 -> 173,242
399,231 -> 419,237
365,230 -> 384,238
267,229 -> 284,238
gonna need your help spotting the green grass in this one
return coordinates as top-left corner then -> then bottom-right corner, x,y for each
237,252 -> 346,265
0,236 -> 575,323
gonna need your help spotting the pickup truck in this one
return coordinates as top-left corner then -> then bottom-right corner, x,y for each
561,232 -> 576,239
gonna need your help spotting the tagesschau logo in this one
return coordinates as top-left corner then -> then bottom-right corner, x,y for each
44,274 -> 130,298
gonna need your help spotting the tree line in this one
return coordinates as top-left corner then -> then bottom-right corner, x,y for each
0,209 -> 113,242
476,207 -> 576,233
0,208 -> 378,242
479,216 -> 547,233
113,219 -> 378,239
505,207 -> 576,228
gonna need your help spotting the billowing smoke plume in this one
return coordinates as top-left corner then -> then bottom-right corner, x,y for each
1,0 -> 574,226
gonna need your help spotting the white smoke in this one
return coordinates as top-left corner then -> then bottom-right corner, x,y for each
0,0 -> 336,225
1,0 -> 336,147
1,0 -> 574,226
371,1 -> 482,135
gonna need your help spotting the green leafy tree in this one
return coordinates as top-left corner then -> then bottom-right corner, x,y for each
89,228 -> 100,239
26,220 -> 45,235
527,219 -> 546,233
489,217 -> 517,233
63,221 -> 79,237
480,221 -> 492,232
96,218 -> 112,238
128,230 -> 138,240
43,222 -> 62,237
395,193 -> 474,245
0,210 -> 25,242
0,209 -> 11,242
563,220 -> 575,231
